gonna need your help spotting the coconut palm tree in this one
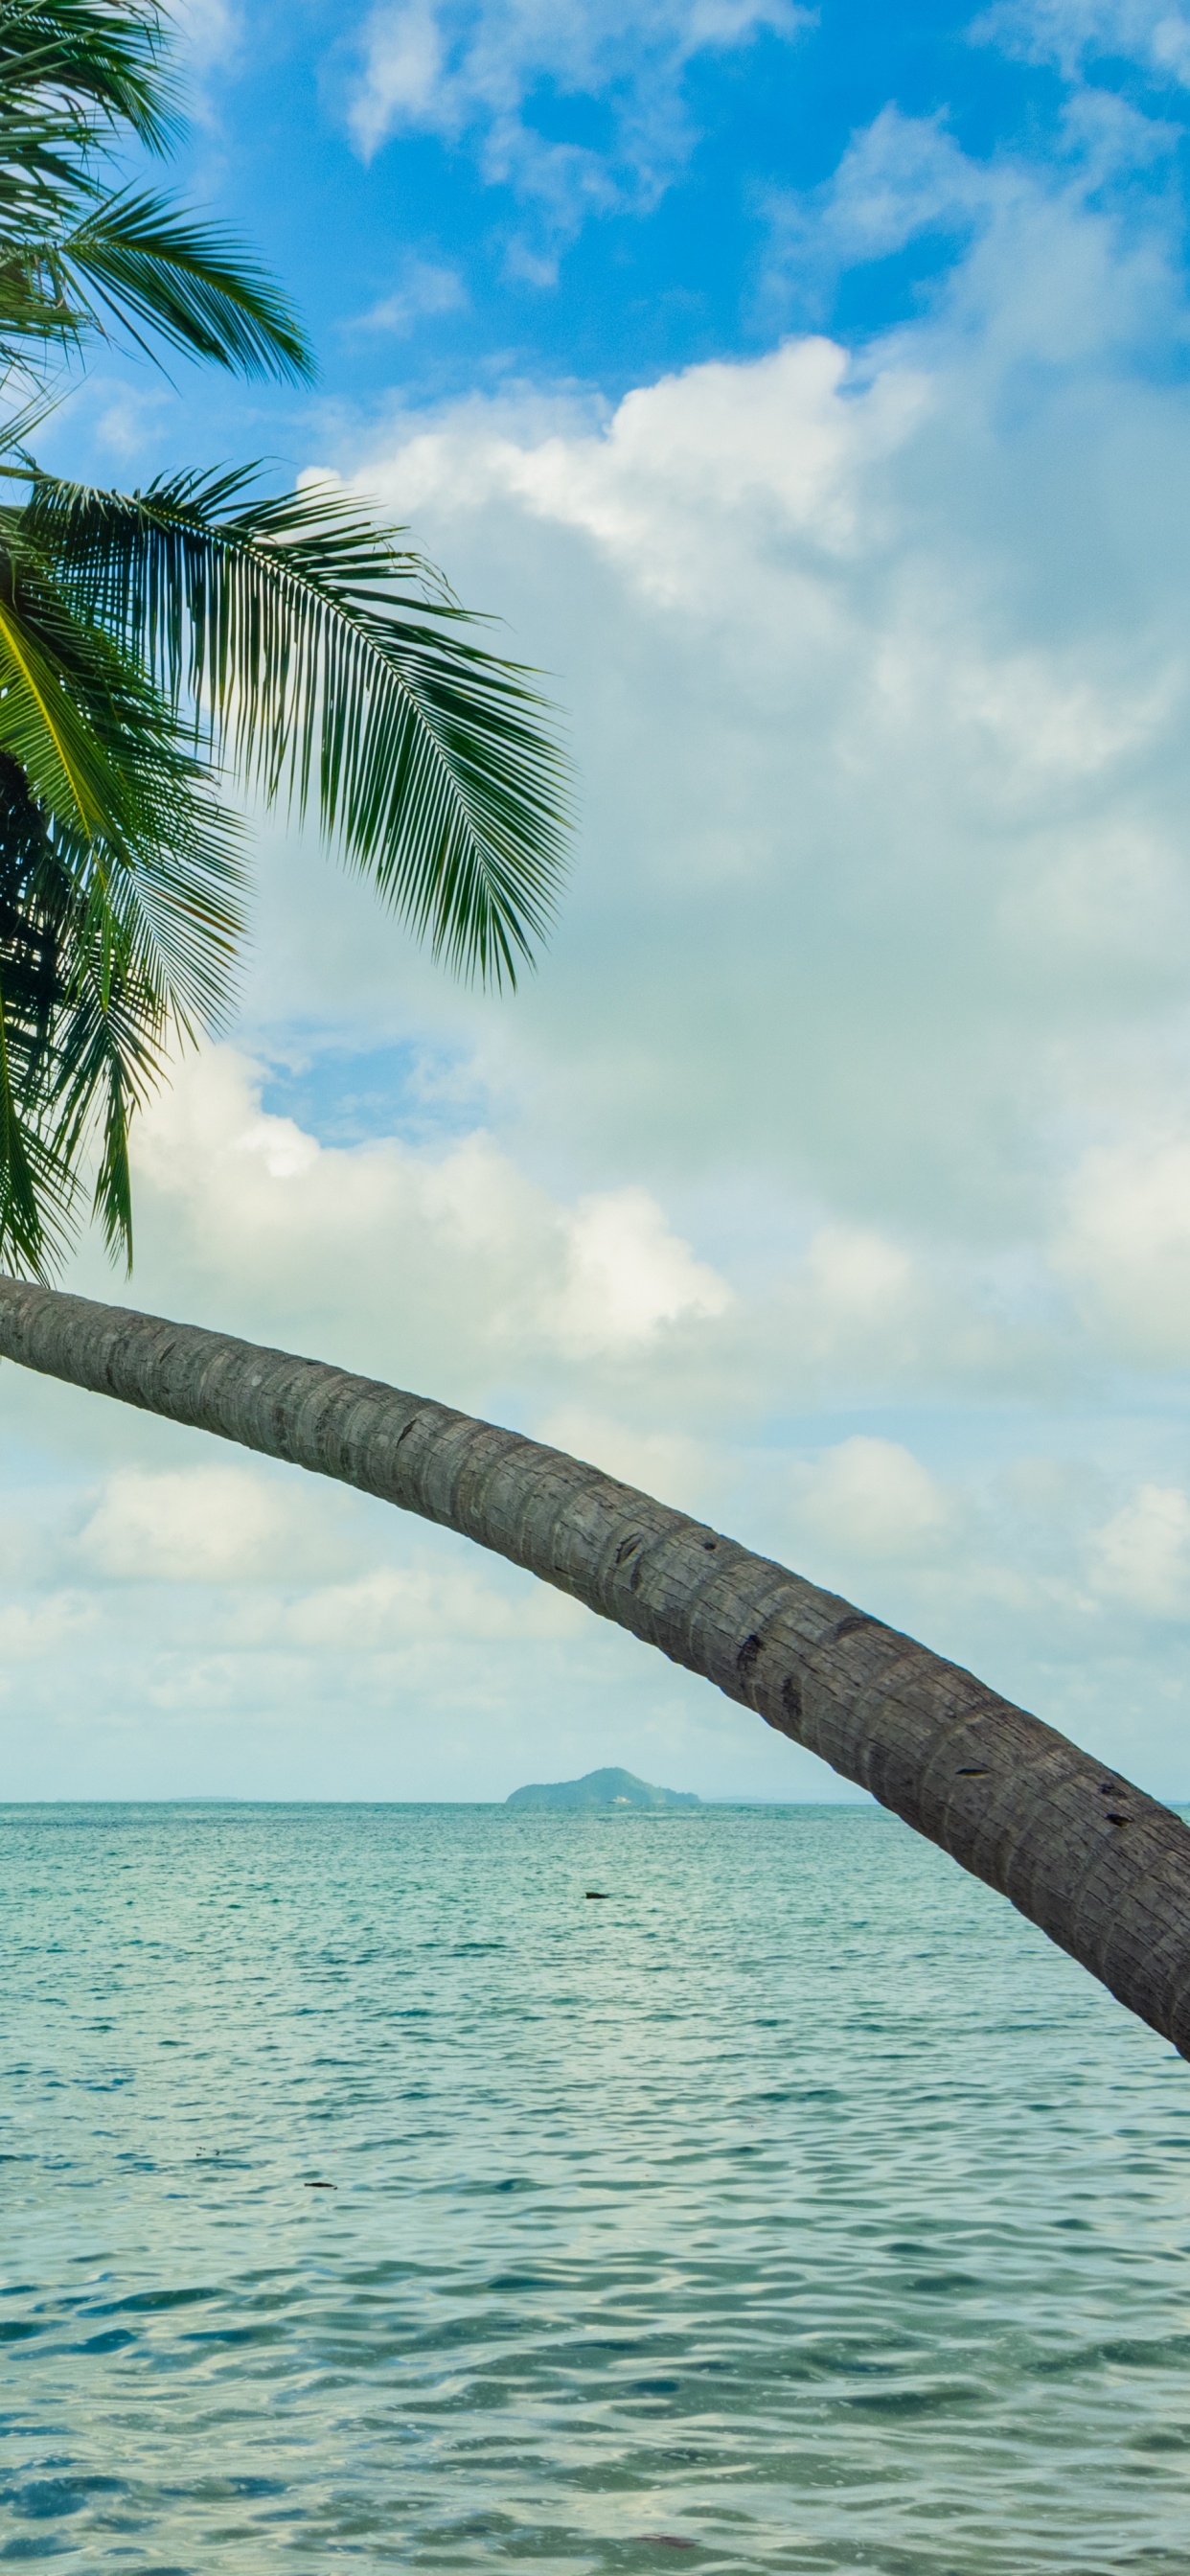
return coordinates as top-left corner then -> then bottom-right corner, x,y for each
4,7 -> 1186,2051
2,1266 -> 1188,2057
0,0 -> 567,1276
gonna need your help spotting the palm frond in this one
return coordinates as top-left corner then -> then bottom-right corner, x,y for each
4,191 -> 312,380
29,467 -> 572,984
0,508 -> 246,922
0,3 -> 313,380
0,776 -> 240,1274
0,2 -> 571,1273
0,751 -> 77,1272
46,872 -> 168,1257
0,1 -> 175,158
0,529 -> 246,1268
0,995 -> 77,1271
0,563 -> 127,842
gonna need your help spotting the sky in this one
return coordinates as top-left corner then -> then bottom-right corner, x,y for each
5,0 -> 1190,1802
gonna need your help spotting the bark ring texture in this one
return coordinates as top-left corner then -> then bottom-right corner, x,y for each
3,1272 -> 1189,2056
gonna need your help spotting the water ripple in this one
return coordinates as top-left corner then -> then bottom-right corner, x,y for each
2,1800 -> 1190,2570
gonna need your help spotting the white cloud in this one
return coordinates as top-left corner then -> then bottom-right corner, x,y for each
974,0 -> 1190,84
1090,1484 -> 1190,1614
558,1187 -> 730,1354
344,0 -> 810,263
172,0 -> 240,65
536,1406 -> 713,1507
92,381 -> 173,463
787,1228 -> 921,1368
0,1595 -> 97,1662
347,256 -> 469,334
120,1041 -> 732,1386
170,0 -> 241,101
761,90 -> 1182,357
790,1437 -> 955,1565
15,94 -> 1190,1798
761,107 -> 995,316
304,109 -> 1190,1231
78,1465 -> 343,1586
1057,1135 -> 1190,1362
260,1560 -> 584,1647
377,335 -> 925,604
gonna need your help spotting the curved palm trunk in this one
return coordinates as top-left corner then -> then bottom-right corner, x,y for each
3,1270 -> 1190,2055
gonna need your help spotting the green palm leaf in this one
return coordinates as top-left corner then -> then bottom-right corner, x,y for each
0,1 -> 312,380
0,0 -> 175,158
28,468 -> 571,983
0,511 -> 245,1269
2,189 -> 311,380
0,1 -> 573,1279
0,508 -> 245,987
0,753 -> 74,1270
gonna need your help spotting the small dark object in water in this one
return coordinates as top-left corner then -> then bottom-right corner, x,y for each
584,1889 -> 609,1899
304,2180 -> 335,2189
635,2539 -> 697,2551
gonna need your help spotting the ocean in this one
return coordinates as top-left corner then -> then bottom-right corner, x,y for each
2,1799 -> 1189,2571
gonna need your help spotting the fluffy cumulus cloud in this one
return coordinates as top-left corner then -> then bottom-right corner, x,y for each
77,1464 -> 342,1587
788,1438 -> 956,1567
4,1010 -> 1190,1800
10,44 -> 1190,1803
322,237 -> 1190,1270
113,1043 -> 731,1391
0,1423 -> 805,1805
761,83 -> 1189,338
0,1046 -> 796,1803
1058,1136 -> 1190,1361
344,0 -> 809,264
1090,1484 -> 1190,1615
256,86 -> 1190,1786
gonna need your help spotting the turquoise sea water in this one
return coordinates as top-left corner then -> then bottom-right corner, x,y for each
3,1801 -> 1190,2573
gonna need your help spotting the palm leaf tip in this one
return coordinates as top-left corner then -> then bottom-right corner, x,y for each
61,191 -> 315,382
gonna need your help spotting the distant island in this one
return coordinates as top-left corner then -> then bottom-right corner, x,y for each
506,1766 -> 700,1810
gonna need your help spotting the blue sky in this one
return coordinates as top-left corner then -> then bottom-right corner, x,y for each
7,0 -> 1190,1804
168,0 -> 1046,398
51,0 -> 1189,465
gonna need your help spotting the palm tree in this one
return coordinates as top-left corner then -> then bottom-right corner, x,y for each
2,1267 -> 1188,2057
4,7 -> 1187,2052
0,0 -> 567,1275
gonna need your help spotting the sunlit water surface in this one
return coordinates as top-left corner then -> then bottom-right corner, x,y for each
3,1801 -> 1190,2571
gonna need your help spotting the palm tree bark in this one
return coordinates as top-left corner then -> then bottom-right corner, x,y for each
3,1269 -> 1189,2055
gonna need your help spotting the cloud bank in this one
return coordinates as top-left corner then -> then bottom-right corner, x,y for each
8,52 -> 1190,1802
